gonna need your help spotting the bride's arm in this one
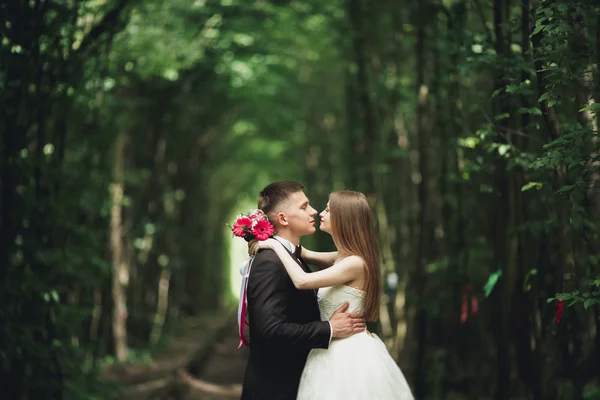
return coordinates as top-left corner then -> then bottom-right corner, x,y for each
300,248 -> 338,270
260,239 -> 363,290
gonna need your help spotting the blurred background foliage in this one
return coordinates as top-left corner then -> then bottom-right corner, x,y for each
1,0 -> 600,399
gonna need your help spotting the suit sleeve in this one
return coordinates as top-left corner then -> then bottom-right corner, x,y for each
248,251 -> 331,350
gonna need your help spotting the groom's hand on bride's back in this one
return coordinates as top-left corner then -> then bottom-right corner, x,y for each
329,301 -> 366,338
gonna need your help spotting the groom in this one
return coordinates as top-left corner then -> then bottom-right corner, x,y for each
241,181 -> 366,400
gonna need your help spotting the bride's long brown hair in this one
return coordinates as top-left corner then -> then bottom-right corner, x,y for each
329,191 -> 381,321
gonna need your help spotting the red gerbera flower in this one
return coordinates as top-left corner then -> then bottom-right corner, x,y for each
252,219 -> 274,241
232,217 -> 253,237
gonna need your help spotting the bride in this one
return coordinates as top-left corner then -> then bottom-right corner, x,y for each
254,190 -> 414,400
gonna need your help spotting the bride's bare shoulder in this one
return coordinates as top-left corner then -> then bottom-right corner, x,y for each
336,255 -> 365,270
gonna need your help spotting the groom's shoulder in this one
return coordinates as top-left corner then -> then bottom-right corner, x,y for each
250,249 -> 283,279
253,249 -> 280,264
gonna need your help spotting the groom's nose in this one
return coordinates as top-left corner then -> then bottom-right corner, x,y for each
308,206 -> 317,216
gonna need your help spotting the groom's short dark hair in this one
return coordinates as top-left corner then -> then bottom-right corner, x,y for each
258,180 -> 305,216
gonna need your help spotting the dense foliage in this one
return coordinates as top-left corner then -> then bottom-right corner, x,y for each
1,0 -> 599,399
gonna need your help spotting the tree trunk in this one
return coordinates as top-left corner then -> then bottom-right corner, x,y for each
346,0 -> 377,196
514,2 -> 544,399
531,6 -> 576,398
586,12 -> 600,222
594,12 -> 600,382
492,0 -> 513,398
412,1 -> 431,396
150,268 -> 172,346
110,132 -> 129,362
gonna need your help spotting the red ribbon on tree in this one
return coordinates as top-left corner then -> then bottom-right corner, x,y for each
460,283 -> 479,325
556,300 -> 563,324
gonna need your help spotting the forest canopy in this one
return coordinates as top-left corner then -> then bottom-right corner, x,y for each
1,0 -> 600,399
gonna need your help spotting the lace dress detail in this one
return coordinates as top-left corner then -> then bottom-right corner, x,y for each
296,284 -> 414,400
317,285 -> 365,321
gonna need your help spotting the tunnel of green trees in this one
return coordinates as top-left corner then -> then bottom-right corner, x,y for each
1,0 -> 600,399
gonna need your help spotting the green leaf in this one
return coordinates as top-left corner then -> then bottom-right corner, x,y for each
483,270 -> 503,297
497,144 -> 510,156
556,293 -> 573,301
568,298 -> 579,307
583,299 -> 594,310
521,182 -> 543,191
543,8 -> 553,17
579,103 -> 600,113
492,88 -> 504,98
479,184 -> 494,193
517,107 -> 542,116
523,269 -> 537,292
538,92 -> 550,103
557,184 -> 576,193
531,24 -> 545,36
587,278 -> 600,287
457,137 -> 480,149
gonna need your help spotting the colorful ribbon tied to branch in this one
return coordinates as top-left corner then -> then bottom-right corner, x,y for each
460,283 -> 479,325
556,300 -> 563,324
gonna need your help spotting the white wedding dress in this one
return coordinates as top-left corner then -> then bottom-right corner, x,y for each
297,285 -> 414,400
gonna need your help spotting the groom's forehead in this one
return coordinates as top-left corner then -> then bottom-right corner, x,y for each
289,191 -> 309,204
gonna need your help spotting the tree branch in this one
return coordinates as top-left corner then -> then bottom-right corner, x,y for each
472,0 -> 495,47
76,0 -> 132,55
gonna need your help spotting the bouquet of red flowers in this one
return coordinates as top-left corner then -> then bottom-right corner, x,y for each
231,209 -> 275,242
233,209 -> 275,348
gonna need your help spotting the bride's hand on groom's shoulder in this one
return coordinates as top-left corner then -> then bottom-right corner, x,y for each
257,238 -> 277,250
248,238 -> 276,256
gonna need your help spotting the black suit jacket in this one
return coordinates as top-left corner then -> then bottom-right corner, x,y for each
241,248 -> 331,400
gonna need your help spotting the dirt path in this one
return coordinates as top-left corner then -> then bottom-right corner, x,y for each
180,324 -> 249,399
101,311 -> 242,400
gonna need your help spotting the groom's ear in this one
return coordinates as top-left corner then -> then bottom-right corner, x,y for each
275,212 -> 288,226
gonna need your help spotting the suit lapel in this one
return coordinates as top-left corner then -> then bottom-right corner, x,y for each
279,244 -> 305,269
